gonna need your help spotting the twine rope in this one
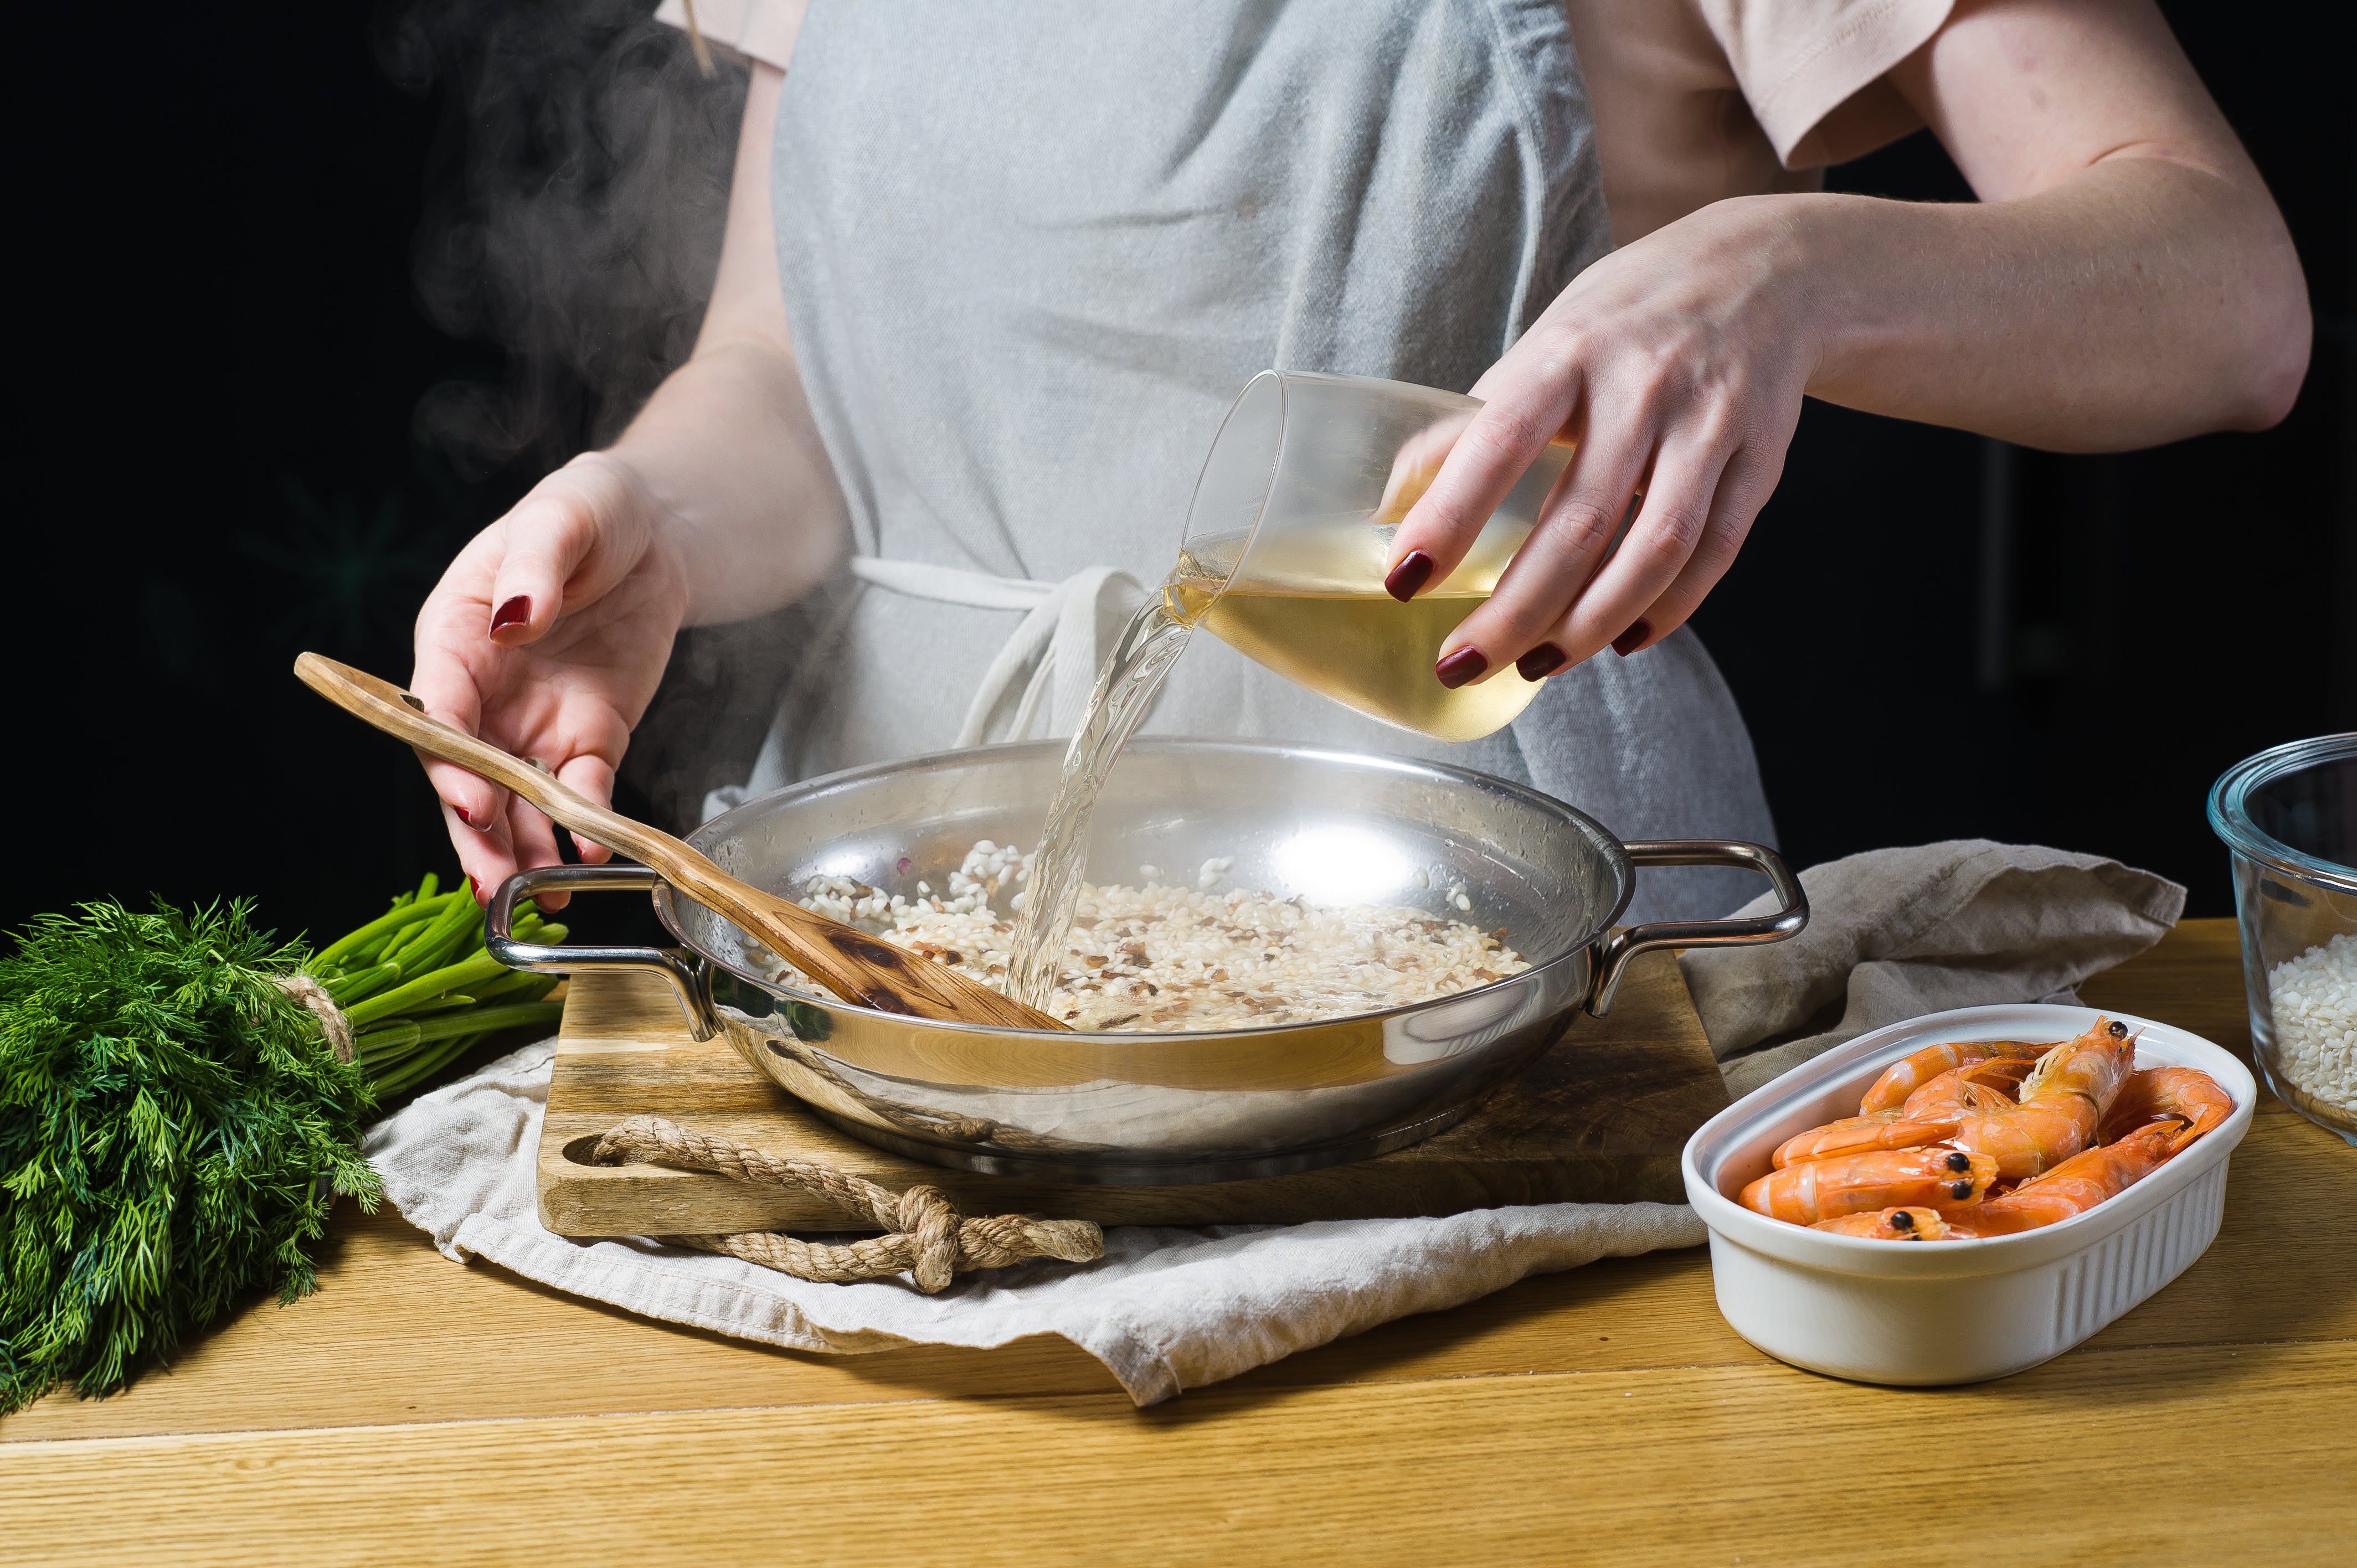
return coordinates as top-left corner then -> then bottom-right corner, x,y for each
590,1114 -> 1103,1293
279,973 -> 357,1065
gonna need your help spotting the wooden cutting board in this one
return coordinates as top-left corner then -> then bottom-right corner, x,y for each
536,949 -> 1726,1236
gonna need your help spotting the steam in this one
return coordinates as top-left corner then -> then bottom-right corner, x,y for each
378,0 -> 748,477
378,1 -> 799,827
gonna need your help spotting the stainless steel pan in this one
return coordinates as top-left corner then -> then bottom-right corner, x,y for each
491,740 -> 1804,1183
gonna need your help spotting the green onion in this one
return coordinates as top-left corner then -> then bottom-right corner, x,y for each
366,999 -> 562,1054
392,991 -> 479,1017
369,1036 -> 480,1097
344,950 -> 509,1028
323,960 -> 399,1003
349,1020 -> 423,1058
467,968 -> 558,1005
313,886 -> 454,971
305,874 -> 573,1098
382,890 -> 478,975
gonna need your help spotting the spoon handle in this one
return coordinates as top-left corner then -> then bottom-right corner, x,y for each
294,654 -> 691,869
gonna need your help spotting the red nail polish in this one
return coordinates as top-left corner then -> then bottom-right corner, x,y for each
1612,620 -> 1653,657
1516,643 -> 1568,680
1434,647 -> 1488,689
1383,551 -> 1435,602
490,595 -> 531,636
452,804 -> 475,828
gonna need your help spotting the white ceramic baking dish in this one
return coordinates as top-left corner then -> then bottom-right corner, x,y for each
1681,1004 -> 2255,1385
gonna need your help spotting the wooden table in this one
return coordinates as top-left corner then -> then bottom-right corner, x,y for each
6,920 -> 2351,1564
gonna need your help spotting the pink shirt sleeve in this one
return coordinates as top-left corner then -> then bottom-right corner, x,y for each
1696,0 -> 1952,168
652,0 -> 807,71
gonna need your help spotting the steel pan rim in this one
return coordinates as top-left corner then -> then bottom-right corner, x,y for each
663,737 -> 1632,1043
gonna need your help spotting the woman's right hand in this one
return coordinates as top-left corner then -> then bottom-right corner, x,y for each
409,451 -> 690,905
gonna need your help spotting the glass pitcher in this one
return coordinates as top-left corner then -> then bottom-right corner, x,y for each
1165,370 -> 1575,742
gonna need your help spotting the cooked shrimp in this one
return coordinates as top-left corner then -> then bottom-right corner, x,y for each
2099,1066 -> 2234,1151
1812,1206 -> 1953,1240
1938,1121 -> 2182,1237
1811,1118 -> 2200,1241
1935,1017 -> 2139,1180
1772,1059 -> 2021,1168
1773,1111 -> 1962,1168
1740,1146 -> 1998,1224
1901,1059 -> 2034,1116
1859,1039 -> 2055,1113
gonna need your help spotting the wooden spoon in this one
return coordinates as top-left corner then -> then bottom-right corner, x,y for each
295,653 -> 1068,1032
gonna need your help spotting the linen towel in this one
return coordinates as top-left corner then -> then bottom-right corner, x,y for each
1685,839 -> 2186,1096
363,1050 -> 1695,1407
365,838 -> 2181,1404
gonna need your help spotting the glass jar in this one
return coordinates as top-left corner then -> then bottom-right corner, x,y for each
2208,733 -> 2357,1145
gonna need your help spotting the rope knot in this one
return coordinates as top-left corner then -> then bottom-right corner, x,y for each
591,1115 -> 1103,1293
279,972 -> 357,1065
894,1185 -> 963,1293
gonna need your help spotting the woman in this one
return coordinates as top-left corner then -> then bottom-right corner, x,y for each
410,0 -> 2305,920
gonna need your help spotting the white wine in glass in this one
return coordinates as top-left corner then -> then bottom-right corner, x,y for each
1166,517 -> 1545,742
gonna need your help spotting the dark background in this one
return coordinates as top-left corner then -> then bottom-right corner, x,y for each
11,2 -> 2349,953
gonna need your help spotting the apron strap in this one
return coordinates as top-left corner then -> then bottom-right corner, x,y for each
855,557 -> 1150,750
706,558 -> 1151,823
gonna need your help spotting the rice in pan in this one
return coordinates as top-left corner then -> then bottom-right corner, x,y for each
750,839 -> 1530,1031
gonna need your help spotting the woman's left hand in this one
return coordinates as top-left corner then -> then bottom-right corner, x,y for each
1382,194 -> 1814,686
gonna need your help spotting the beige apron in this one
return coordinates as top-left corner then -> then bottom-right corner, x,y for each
710,0 -> 1777,921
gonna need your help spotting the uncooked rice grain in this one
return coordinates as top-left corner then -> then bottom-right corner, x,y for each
2267,931 -> 2357,1116
753,839 -> 1529,1031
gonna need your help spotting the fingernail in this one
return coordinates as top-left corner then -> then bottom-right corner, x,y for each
452,804 -> 476,828
1612,620 -> 1653,657
1434,647 -> 1488,689
1515,643 -> 1569,680
1383,551 -> 1435,602
490,595 -> 531,636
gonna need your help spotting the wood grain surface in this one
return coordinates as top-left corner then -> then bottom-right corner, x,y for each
537,948 -> 1728,1234
7,919 -> 2352,1567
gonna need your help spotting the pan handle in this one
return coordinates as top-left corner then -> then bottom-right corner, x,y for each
1587,840 -> 1807,1017
486,864 -> 721,1040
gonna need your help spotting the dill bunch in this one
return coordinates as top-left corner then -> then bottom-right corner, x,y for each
0,898 -> 382,1412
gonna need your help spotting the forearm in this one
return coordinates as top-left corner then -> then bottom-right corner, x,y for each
584,63 -> 843,626
598,332 -> 848,625
1792,157 -> 2309,450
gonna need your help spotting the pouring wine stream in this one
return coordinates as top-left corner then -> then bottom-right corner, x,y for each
1005,373 -> 1575,1008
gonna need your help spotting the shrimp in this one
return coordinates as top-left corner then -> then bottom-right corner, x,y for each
1773,1111 -> 1962,1167
1812,1206 -> 1952,1240
1740,1146 -> 1998,1224
1936,1017 -> 2140,1180
1771,1059 -> 2023,1168
1937,1121 -> 2183,1237
1859,1039 -> 2055,1113
1810,1118 -> 2195,1241
2099,1066 -> 2234,1151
